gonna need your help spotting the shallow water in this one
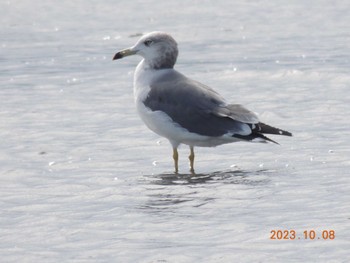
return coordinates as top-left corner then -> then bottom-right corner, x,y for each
1,0 -> 350,262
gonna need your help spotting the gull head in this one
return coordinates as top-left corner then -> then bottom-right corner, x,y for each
113,31 -> 178,69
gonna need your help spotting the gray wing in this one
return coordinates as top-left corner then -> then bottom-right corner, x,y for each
144,70 -> 257,137
214,104 -> 259,124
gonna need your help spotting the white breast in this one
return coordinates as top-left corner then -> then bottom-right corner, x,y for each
133,60 -> 184,146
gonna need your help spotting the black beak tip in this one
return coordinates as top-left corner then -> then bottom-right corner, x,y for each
113,52 -> 123,60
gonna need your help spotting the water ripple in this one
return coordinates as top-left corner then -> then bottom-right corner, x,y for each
141,169 -> 271,186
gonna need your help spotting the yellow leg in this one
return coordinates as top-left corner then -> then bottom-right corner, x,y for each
173,148 -> 179,173
189,146 -> 195,174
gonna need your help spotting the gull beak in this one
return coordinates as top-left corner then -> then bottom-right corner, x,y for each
113,48 -> 137,60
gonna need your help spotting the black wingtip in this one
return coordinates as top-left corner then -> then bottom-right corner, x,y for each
113,52 -> 123,60
257,123 -> 292,137
233,133 -> 280,144
279,130 -> 292,137
259,134 -> 280,144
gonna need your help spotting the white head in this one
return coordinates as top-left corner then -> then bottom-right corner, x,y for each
113,31 -> 178,69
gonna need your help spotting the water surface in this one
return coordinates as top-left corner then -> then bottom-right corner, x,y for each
1,0 -> 349,262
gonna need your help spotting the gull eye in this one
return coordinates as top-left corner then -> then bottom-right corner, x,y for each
144,39 -> 153,46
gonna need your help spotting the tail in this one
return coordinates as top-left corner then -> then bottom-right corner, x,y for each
233,122 -> 292,145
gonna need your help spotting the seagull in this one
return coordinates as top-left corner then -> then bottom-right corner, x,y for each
113,31 -> 292,173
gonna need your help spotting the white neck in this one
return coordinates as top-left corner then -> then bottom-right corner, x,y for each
133,60 -> 152,103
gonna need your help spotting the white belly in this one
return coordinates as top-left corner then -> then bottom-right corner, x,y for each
136,100 -> 238,147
